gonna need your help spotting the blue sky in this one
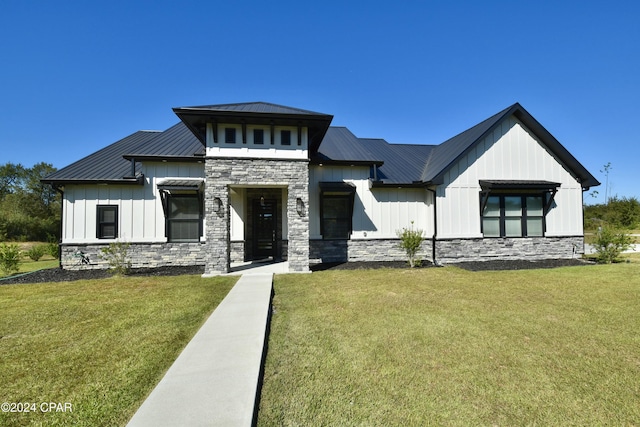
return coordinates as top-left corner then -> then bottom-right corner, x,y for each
1,0 -> 638,204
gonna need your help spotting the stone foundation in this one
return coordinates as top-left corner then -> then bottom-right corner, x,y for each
59,236 -> 584,271
60,242 -> 206,270
310,238 -> 432,264
435,236 -> 584,264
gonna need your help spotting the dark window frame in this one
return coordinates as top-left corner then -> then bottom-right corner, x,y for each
320,193 -> 355,240
225,127 -> 236,144
281,129 -> 291,146
165,193 -> 203,243
96,205 -> 118,239
480,193 -> 546,238
253,128 -> 264,145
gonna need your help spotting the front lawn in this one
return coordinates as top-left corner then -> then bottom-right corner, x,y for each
259,263 -> 640,425
0,274 -> 236,427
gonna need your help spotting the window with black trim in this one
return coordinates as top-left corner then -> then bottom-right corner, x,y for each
321,195 -> 352,239
167,194 -> 202,242
253,129 -> 264,144
281,130 -> 291,145
225,128 -> 236,144
482,195 -> 545,237
97,205 -> 118,239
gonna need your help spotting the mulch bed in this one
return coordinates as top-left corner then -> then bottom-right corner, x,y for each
1,259 -> 593,285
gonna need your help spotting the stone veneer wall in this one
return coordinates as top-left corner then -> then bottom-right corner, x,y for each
310,239 -> 432,264
230,240 -> 289,263
435,236 -> 585,263
60,242 -> 206,270
205,158 -> 309,274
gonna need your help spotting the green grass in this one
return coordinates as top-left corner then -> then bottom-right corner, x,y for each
0,274 -> 236,427
259,264 -> 640,426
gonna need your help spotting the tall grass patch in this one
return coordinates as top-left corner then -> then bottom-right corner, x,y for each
259,264 -> 640,426
0,275 -> 235,426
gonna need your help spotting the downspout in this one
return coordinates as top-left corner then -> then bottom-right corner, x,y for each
426,188 -> 439,266
54,185 -> 64,269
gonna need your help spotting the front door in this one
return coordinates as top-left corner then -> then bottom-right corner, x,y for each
252,198 -> 277,260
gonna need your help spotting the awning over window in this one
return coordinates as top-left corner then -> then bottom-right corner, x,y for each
319,181 -> 356,195
479,180 -> 560,191
157,178 -> 204,217
479,180 -> 560,214
157,178 -> 204,192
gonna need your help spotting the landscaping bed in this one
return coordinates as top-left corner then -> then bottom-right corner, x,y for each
0,265 -> 206,285
2,258 -> 594,285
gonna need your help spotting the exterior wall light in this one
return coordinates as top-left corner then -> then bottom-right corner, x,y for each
213,197 -> 222,213
296,197 -> 305,216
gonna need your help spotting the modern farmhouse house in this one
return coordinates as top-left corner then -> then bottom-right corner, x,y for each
43,102 -> 599,274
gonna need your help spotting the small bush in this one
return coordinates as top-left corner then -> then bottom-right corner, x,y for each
0,243 -> 21,275
100,240 -> 131,275
46,241 -> 59,259
592,226 -> 633,264
397,221 -> 425,268
26,244 -> 46,261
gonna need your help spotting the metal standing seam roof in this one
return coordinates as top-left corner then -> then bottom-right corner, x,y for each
42,130 -> 161,184
42,102 -> 599,190
173,101 -> 330,116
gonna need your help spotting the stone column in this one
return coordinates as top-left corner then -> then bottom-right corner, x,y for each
203,161 -> 230,276
287,164 -> 310,272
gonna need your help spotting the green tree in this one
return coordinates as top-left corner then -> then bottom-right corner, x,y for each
0,162 -> 60,241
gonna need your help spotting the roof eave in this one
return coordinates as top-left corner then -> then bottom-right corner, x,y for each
41,176 -> 145,186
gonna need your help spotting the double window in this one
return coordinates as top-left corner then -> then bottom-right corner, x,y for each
97,205 -> 118,239
482,195 -> 544,237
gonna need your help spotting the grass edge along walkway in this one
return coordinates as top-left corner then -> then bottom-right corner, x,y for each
0,274 -> 236,427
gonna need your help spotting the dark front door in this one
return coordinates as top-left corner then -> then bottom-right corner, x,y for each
253,198 -> 277,260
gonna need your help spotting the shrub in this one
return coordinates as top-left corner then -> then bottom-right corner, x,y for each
46,235 -> 59,259
397,221 -> 424,268
592,226 -> 633,264
100,240 -> 131,275
0,243 -> 21,275
26,244 -> 46,261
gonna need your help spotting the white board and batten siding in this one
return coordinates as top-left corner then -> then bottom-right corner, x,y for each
436,116 -> 584,239
309,165 -> 433,240
61,162 -> 205,243
206,123 -> 309,160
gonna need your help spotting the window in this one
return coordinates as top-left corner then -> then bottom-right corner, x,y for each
167,195 -> 202,242
281,130 -> 291,145
321,195 -> 352,239
97,205 -> 118,239
481,195 -> 545,237
225,128 -> 236,144
253,129 -> 264,144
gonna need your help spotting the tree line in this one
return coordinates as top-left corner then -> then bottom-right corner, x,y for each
0,162 -> 60,241
584,196 -> 640,230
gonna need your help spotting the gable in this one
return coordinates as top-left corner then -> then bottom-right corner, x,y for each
442,115 -> 582,188
423,103 -> 599,189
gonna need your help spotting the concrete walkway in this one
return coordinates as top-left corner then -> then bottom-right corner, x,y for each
127,273 -> 274,427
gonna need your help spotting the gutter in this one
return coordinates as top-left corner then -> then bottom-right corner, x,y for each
426,188 -> 439,266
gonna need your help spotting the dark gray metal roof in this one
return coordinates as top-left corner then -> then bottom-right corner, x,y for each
42,130 -> 160,184
173,101 -> 329,116
123,122 -> 204,159
44,102 -> 599,190
361,139 -> 435,186
42,123 -> 203,185
173,102 -> 333,152
314,127 -> 384,164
